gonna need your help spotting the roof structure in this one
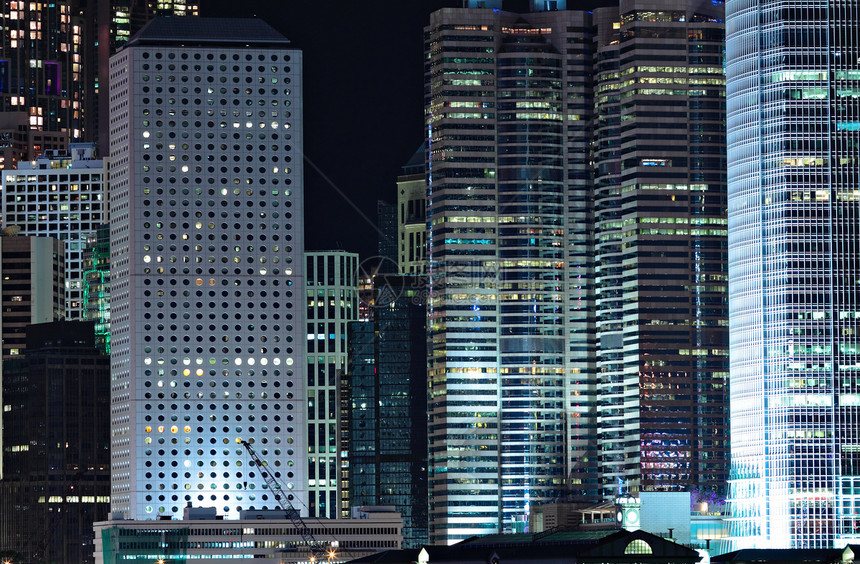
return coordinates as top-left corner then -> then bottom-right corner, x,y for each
345,528 -> 700,563
712,546 -> 860,564
127,17 -> 290,47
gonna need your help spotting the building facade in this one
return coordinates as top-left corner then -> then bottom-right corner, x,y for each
0,321 -> 110,564
426,0 -> 730,543
108,17 -> 305,520
0,0 -> 83,140
304,250 -> 359,518
2,143 -> 106,320
88,0 -> 201,155
396,144 -> 427,275
727,0 -> 860,549
592,1 -> 728,499
0,235 -> 65,359
0,112 -> 68,170
348,274 -> 429,548
93,506 -> 402,564
83,223 -> 111,354
425,4 -> 598,542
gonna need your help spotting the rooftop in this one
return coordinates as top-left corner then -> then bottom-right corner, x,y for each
128,17 -> 290,48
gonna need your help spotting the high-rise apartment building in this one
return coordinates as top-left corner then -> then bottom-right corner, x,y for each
2,143 -> 106,320
396,144 -> 427,275
426,0 -> 729,543
304,250 -> 358,518
425,3 -> 597,542
108,17 -> 305,520
0,0 -> 83,140
592,1 -> 728,499
727,0 -> 860,549
348,274 -> 429,548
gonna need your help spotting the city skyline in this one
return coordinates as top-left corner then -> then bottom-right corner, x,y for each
3,0 -> 860,557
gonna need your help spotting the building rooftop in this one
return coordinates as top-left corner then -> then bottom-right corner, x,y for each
128,17 -> 290,47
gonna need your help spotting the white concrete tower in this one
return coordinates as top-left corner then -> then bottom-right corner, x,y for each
108,17 -> 305,520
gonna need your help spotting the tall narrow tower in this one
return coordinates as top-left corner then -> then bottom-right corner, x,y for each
727,0 -> 860,549
592,0 -> 728,500
425,5 -> 597,543
108,17 -> 305,520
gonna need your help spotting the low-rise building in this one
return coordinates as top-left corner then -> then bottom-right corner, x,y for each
93,505 -> 402,564
346,529 -> 701,564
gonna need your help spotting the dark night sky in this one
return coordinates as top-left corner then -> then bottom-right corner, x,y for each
204,1 -> 614,259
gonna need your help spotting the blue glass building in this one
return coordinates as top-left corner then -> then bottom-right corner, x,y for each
727,0 -> 860,549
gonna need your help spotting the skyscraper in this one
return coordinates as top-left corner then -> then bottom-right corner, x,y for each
0,235 -> 65,359
108,17 -> 305,520
426,0 -> 730,543
348,274 -> 429,548
304,250 -> 358,518
592,1 -> 728,499
727,0 -> 860,549
425,3 -> 598,543
87,0 -> 201,155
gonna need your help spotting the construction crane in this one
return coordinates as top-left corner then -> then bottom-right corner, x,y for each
240,440 -> 337,563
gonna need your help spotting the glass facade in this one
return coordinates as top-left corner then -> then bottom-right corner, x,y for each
593,1 -> 728,499
347,275 -> 429,548
727,0 -> 860,549
425,7 -> 598,543
426,1 -> 730,544
304,251 -> 358,518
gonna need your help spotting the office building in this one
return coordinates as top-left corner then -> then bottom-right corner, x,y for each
0,0 -> 83,140
425,4 -> 598,543
0,321 -> 110,564
0,235 -> 65,358
377,200 -> 398,274
396,144 -> 427,275
426,0 -> 729,543
726,0 -> 860,549
304,250 -> 359,518
93,506 -> 402,564
591,2 -> 728,498
0,112 -> 68,170
2,143 -> 106,320
0,235 -> 64,481
88,0 -> 201,155
348,274 -> 429,548
108,17 -> 305,520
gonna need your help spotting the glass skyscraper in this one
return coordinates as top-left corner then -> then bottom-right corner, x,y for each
592,1 -> 728,500
426,0 -> 730,545
727,0 -> 860,549
425,4 -> 598,543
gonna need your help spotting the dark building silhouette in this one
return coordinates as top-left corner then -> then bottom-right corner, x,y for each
348,275 -> 428,548
0,321 -> 110,564
376,200 -> 398,274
